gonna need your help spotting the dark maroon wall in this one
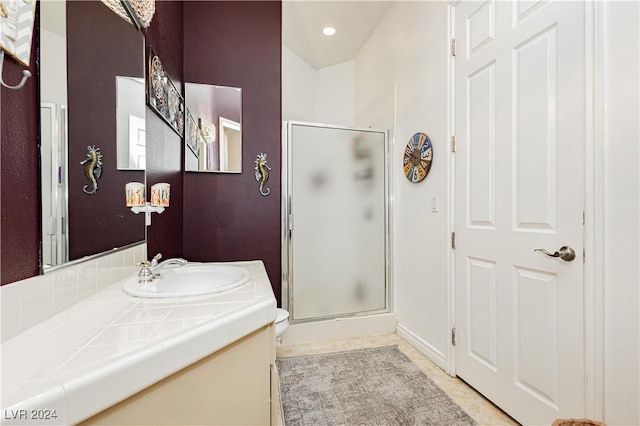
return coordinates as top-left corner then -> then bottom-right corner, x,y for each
182,1 -> 282,304
0,6 -> 40,285
66,1 -> 145,260
211,88 -> 242,124
142,1 -> 184,260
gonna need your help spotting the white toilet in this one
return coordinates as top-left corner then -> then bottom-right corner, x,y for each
275,308 -> 290,339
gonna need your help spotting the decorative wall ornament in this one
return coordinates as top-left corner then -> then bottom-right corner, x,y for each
146,48 -> 184,137
80,145 -> 103,194
101,0 -> 155,29
0,0 -> 36,67
403,132 -> 433,183
185,109 -> 200,158
255,153 -> 272,196
198,117 -> 216,143
0,0 -> 36,90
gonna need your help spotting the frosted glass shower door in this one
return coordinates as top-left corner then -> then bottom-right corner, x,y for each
288,123 -> 387,321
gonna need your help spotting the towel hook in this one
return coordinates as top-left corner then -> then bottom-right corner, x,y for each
0,51 -> 32,90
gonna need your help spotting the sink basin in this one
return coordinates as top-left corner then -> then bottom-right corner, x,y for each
123,264 -> 251,298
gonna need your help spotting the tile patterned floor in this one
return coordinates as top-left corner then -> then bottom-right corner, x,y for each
274,334 -> 519,426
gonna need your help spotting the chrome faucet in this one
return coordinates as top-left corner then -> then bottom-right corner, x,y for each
137,253 -> 187,283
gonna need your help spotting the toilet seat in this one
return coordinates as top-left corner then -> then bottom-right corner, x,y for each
276,308 -> 289,324
275,308 -> 290,338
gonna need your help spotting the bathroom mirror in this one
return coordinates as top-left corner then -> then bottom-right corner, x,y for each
39,0 -> 146,270
184,83 -> 242,173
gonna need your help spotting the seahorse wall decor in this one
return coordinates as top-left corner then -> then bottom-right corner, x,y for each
80,145 -> 103,194
254,153 -> 271,196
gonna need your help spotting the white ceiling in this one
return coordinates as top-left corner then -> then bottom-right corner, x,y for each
282,1 -> 394,70
40,1 -> 66,36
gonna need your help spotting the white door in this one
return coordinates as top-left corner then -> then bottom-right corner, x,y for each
454,1 -> 586,424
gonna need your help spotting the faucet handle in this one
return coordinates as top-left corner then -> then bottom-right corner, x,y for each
150,253 -> 162,267
136,260 -> 150,267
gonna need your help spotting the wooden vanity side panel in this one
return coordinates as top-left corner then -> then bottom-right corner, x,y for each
81,325 -> 274,426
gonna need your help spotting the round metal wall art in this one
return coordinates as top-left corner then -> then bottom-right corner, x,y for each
403,132 -> 433,183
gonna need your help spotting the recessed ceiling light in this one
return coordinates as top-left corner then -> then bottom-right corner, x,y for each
322,26 -> 336,36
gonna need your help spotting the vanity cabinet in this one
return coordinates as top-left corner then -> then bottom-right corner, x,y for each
81,325 -> 275,426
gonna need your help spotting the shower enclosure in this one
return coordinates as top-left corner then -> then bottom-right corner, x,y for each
282,122 -> 390,323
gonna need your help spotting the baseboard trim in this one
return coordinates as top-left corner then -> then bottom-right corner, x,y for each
396,323 -> 448,371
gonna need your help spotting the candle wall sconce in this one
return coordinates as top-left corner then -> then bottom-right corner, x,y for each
127,182 -> 169,226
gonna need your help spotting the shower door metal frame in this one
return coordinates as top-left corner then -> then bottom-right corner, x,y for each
281,121 -> 392,324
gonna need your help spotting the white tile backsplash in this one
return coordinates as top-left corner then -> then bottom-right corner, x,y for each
110,250 -> 125,269
96,256 -> 113,291
20,275 -> 54,331
0,244 -> 146,343
1,281 -> 21,340
76,259 -> 98,300
52,270 -> 78,313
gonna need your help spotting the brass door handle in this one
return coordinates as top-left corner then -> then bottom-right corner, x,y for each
534,246 -> 576,262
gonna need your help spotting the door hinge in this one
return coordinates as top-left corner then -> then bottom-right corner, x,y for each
451,39 -> 457,57
583,211 -> 585,225
583,247 -> 586,263
450,135 -> 456,152
451,232 -> 456,249
451,327 -> 456,346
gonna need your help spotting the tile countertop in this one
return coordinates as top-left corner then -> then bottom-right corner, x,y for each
0,261 -> 276,426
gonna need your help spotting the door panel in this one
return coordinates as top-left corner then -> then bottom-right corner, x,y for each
467,61 -> 496,229
513,25 -> 558,231
467,257 -> 497,370
454,1 -> 585,423
514,266 -> 559,407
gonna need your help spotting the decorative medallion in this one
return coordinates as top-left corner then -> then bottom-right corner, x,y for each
168,85 -> 178,120
146,47 -> 184,137
403,132 -> 433,183
185,109 -> 199,158
151,55 -> 164,99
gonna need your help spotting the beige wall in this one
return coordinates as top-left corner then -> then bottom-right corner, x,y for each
354,0 -> 450,365
602,2 -> 640,424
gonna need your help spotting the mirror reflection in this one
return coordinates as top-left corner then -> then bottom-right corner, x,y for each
39,0 -> 146,269
116,76 -> 146,170
185,83 -> 242,173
